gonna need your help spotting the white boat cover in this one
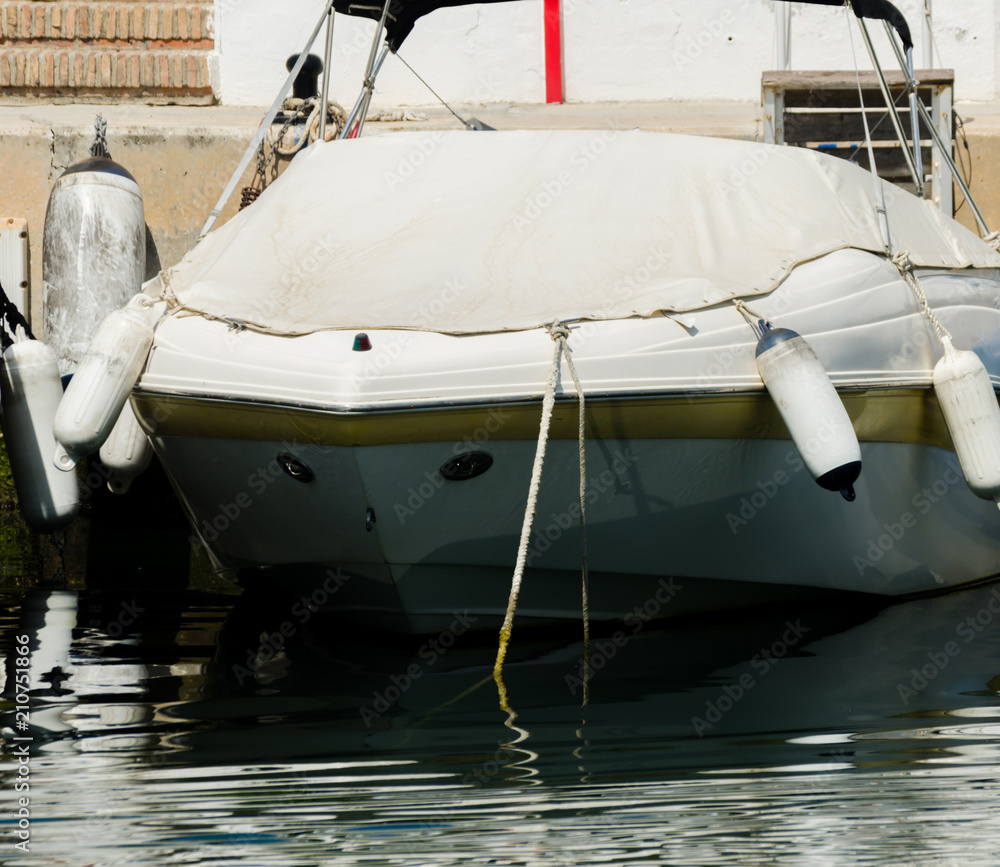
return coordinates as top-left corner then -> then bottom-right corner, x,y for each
157,129 -> 1000,335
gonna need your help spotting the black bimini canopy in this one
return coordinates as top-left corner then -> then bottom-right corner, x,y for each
776,0 -> 911,49
335,0 -> 912,53
333,1 -> 521,52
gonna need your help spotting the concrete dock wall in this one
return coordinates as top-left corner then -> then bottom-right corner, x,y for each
0,104 -> 255,326
2,98 -> 1000,333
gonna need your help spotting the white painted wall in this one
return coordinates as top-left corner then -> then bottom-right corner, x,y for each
213,1 -> 1000,108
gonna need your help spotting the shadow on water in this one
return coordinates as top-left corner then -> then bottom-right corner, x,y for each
81,456 -> 191,591
0,487 -> 999,864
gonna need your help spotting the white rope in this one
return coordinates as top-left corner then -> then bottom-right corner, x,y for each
494,323 -> 589,706
560,327 -> 590,707
493,333 -> 561,694
732,298 -> 772,338
891,250 -> 952,346
270,97 -> 347,157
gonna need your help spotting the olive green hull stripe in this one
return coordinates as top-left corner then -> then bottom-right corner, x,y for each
131,388 -> 956,451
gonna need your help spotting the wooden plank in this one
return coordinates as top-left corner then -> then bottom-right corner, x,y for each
762,69 -> 954,89
781,85 -> 939,110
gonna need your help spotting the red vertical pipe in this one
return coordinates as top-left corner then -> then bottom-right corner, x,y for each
544,0 -> 563,104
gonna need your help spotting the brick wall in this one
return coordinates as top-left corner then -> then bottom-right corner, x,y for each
0,2 -> 214,103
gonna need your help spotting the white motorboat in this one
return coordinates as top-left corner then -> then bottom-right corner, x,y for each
60,1 -> 1000,632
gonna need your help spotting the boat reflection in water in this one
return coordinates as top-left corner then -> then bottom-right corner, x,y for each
1,573 -> 1000,863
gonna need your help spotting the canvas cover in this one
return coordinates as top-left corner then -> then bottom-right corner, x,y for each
157,130 -> 1000,336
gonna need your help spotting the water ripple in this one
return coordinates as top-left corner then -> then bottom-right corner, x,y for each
0,581 -> 998,864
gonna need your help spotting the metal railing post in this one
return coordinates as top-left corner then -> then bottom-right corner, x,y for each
317,8 -> 336,142
858,19 -> 923,195
199,0 -> 336,238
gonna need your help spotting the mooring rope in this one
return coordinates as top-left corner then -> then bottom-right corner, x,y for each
270,97 -> 347,157
891,250 -> 953,347
494,322 -> 589,708
732,298 -> 773,339
563,329 -> 590,708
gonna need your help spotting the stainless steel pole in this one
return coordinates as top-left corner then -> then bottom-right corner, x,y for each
776,4 -> 790,70
922,0 -> 933,70
340,0 -> 393,139
914,96 -> 991,235
200,0 -> 336,238
317,8 -> 336,142
882,21 -> 993,236
858,19 -> 923,195
905,45 -> 924,197
341,46 -> 390,139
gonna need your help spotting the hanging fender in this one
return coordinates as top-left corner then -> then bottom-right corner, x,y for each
755,327 -> 862,501
99,399 -> 153,495
42,156 -> 146,376
933,336 -> 1000,509
1,336 -> 80,531
52,293 -> 158,470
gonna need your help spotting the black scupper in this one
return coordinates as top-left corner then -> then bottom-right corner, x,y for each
335,0 -> 531,51
779,0 -> 912,49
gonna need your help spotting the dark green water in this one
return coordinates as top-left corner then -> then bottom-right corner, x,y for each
1,465 -> 1000,865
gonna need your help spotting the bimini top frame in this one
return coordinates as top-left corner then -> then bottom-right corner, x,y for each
329,0 -> 921,144
203,0 -> 995,244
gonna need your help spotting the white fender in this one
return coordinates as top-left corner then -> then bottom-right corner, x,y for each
52,294 -> 156,470
0,335 -> 80,531
755,327 -> 862,501
99,400 -> 153,494
43,157 -> 145,375
932,336 -> 1000,508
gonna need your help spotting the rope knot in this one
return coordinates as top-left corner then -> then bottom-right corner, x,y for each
732,298 -> 771,339
984,231 -> 1000,253
890,250 -> 914,273
546,321 -> 571,342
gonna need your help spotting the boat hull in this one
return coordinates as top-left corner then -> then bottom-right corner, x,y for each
133,248 -> 1000,632
135,392 -> 1000,632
